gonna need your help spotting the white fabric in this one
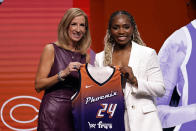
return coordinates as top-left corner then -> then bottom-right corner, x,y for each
87,64 -> 114,83
95,41 -> 165,131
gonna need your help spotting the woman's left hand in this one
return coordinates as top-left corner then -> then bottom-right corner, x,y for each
119,66 -> 138,87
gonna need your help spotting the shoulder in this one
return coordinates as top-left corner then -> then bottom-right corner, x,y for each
158,26 -> 188,59
166,27 -> 186,44
133,41 -> 156,56
41,43 -> 55,57
44,43 -> 54,52
160,25 -> 188,52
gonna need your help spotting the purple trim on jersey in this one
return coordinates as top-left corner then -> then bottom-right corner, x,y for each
180,22 -> 196,131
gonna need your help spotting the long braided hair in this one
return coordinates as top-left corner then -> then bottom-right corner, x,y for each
103,10 -> 145,66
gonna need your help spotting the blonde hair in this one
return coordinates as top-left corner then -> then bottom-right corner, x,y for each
103,10 -> 145,66
58,8 -> 91,54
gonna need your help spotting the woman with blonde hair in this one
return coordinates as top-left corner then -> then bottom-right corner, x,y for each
95,10 -> 165,131
35,8 -> 91,131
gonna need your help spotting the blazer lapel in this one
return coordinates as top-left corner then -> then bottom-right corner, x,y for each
124,41 -> 137,98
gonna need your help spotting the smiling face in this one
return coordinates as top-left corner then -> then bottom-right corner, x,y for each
110,14 -> 133,45
68,15 -> 86,44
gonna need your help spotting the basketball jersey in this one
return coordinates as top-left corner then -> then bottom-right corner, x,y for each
72,64 -> 125,131
178,20 -> 196,131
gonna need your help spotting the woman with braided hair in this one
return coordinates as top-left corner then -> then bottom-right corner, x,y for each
95,10 -> 165,131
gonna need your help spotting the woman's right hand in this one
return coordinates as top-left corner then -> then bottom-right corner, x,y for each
60,62 -> 83,78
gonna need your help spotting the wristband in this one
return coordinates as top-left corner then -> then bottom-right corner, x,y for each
57,71 -> 65,81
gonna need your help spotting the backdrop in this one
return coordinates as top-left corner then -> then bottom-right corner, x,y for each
0,0 -> 194,130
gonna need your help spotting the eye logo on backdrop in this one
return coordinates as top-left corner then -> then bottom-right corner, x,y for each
0,96 -> 41,131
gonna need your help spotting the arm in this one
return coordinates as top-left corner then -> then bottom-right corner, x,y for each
35,44 -> 58,93
156,27 -> 192,128
35,44 -> 82,93
132,50 -> 166,97
119,49 -> 165,97
157,104 -> 196,128
157,29 -> 187,105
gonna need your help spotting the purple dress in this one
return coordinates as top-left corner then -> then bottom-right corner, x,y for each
37,43 -> 86,131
